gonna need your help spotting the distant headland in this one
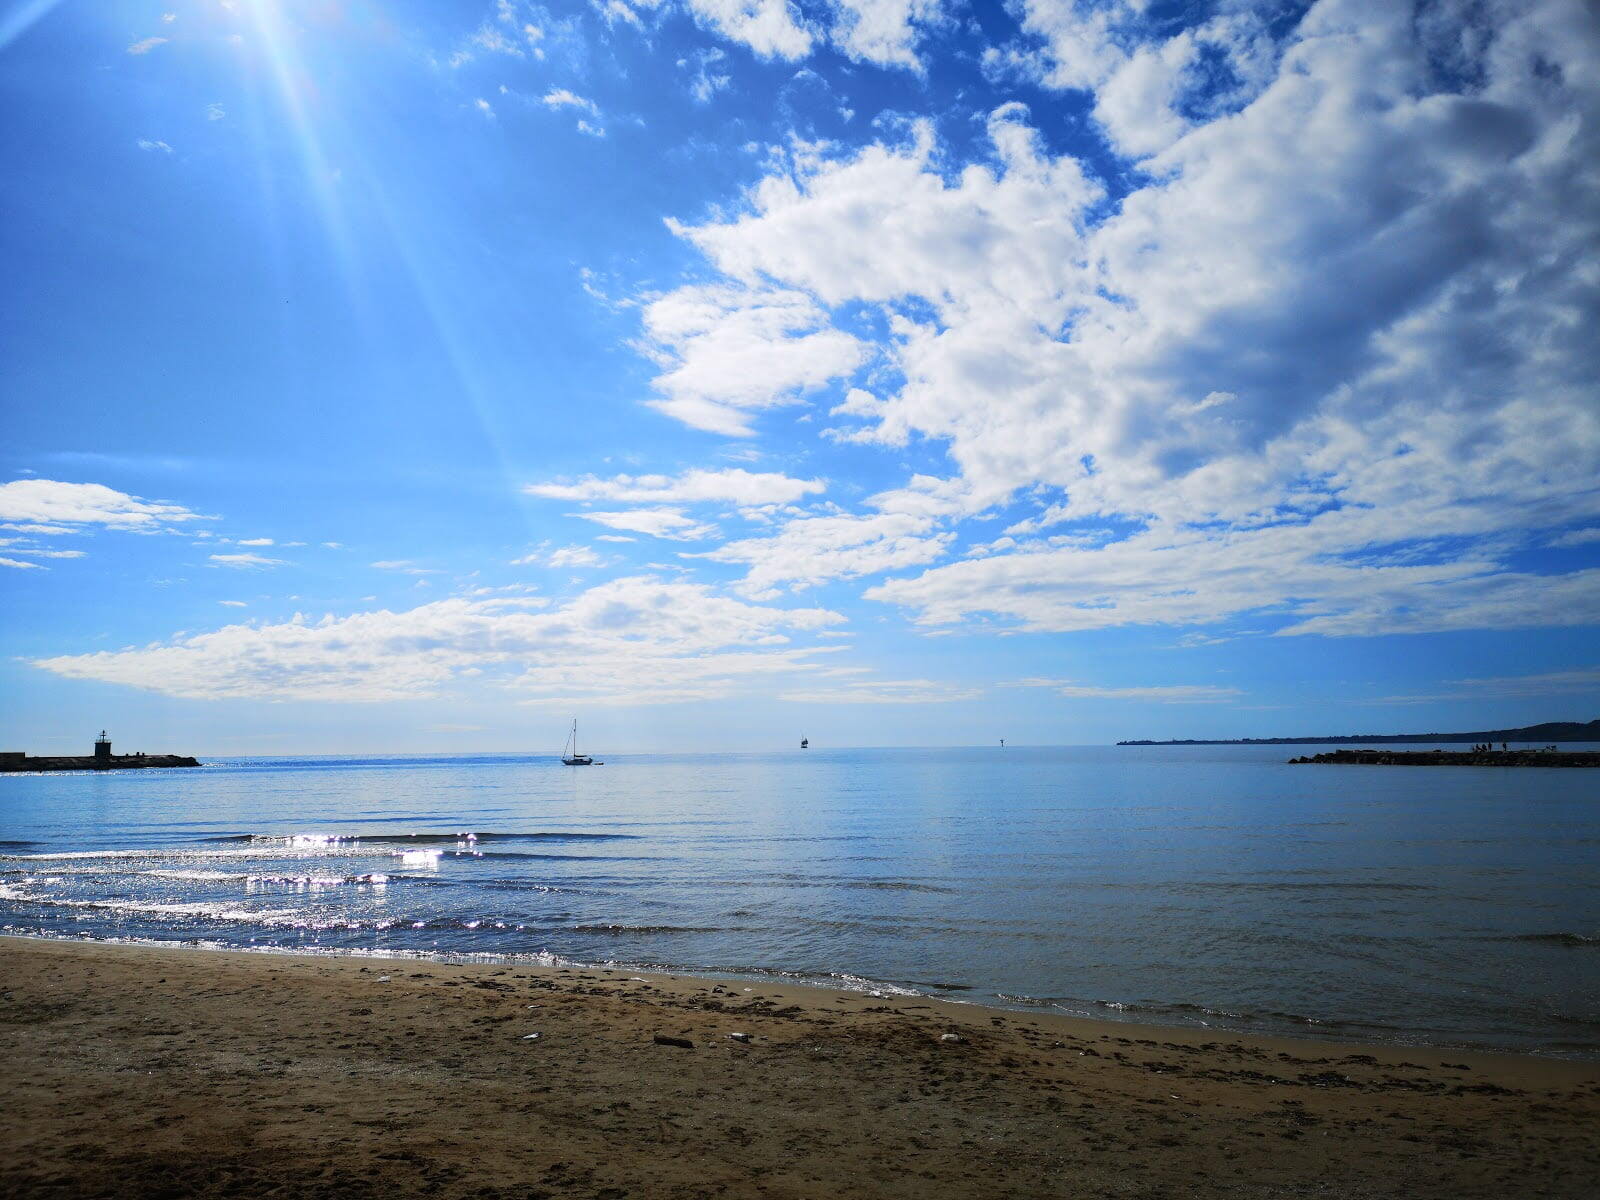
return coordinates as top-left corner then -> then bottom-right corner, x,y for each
1,731 -> 199,774
1117,719 -> 1600,746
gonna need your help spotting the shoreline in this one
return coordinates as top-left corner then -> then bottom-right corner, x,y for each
8,931 -> 1586,1063
4,936 -> 1597,1198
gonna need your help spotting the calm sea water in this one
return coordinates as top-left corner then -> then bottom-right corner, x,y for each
2,745 -> 1596,1057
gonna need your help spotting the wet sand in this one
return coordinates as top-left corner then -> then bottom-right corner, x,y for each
3,937 -> 1596,1199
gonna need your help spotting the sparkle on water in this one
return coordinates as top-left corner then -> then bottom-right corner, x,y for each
1,744 -> 1596,1058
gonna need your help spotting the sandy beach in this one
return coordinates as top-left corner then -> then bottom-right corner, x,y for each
2,938 -> 1596,1198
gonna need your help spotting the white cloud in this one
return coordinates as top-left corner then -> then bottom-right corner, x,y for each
513,544 -> 606,568
679,0 -> 812,60
690,474 -> 972,597
548,545 -> 604,567
525,467 -> 824,507
682,47 -> 731,103
638,283 -> 865,435
0,480 -> 206,531
475,97 -> 495,118
371,560 -> 443,574
699,509 -> 946,598
219,600 -> 248,608
206,103 -> 225,120
1012,678 -> 1243,703
127,36 -> 167,55
33,577 -> 846,704
573,508 -> 718,541
236,537 -> 274,546
0,556 -> 43,570
648,0 -> 1600,641
137,139 -> 173,154
828,0 -> 939,69
541,88 -> 598,115
1550,528 -> 1600,548
209,552 -> 285,569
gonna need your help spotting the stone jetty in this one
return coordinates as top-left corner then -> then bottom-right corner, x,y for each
1,731 -> 199,773
1289,748 -> 1600,767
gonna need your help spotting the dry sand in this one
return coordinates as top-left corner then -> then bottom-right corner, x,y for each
2,937 -> 1596,1199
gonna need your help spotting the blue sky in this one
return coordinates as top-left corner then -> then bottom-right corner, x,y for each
2,0 -> 1597,754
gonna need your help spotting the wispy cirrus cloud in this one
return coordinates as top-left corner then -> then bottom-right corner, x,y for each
1369,666 -> 1600,705
572,508 -> 718,541
526,467 -> 824,507
209,552 -> 286,569
1012,678 -> 1243,703
779,676 -> 980,704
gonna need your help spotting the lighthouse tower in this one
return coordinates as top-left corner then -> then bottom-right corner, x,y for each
94,730 -> 112,768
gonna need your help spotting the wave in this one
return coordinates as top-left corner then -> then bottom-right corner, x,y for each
1489,932 -> 1598,948
0,887 -> 301,925
142,870 -> 393,886
694,876 -> 957,893
1179,880 -> 1434,893
477,879 -> 588,894
204,831 -> 637,845
2,846 -> 391,862
567,924 -> 730,935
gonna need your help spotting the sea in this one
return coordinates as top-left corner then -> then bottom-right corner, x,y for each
2,744 -> 1596,1058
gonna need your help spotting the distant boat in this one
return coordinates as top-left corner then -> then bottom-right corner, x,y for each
800,736 -> 809,749
561,719 -> 596,766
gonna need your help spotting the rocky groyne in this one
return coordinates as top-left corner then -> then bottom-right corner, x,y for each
0,753 -> 200,773
1289,748 -> 1600,767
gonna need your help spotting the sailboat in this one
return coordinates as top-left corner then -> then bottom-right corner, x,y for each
560,719 -> 596,766
800,736 -> 809,749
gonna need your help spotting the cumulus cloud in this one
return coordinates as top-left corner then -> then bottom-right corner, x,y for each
33,577 -> 845,704
828,0 -> 939,69
695,476 -> 967,597
645,0 -> 1600,641
525,467 -> 824,507
637,283 -> 866,435
676,0 -> 812,60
